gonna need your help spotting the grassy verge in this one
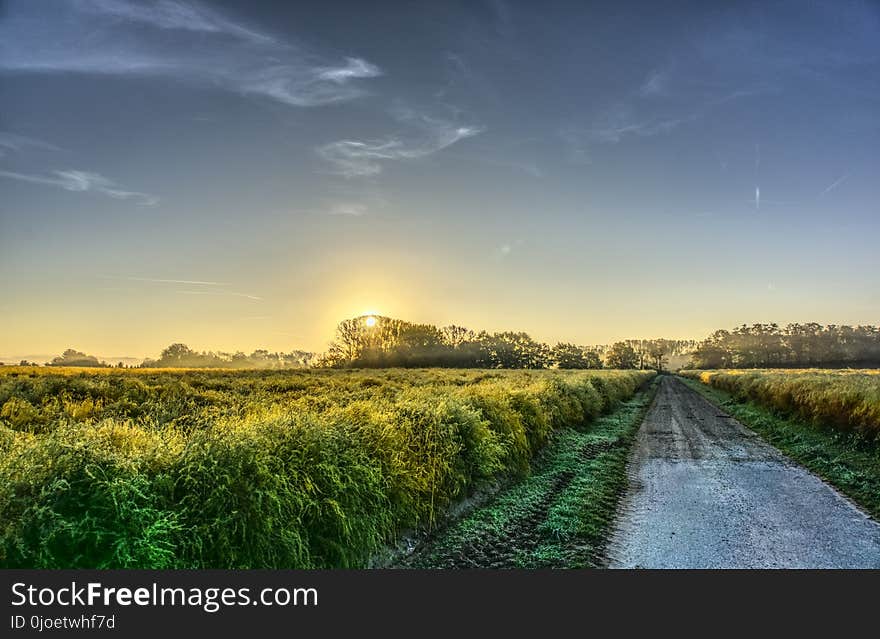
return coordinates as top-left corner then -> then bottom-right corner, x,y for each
399,377 -> 659,568
678,376 -> 880,520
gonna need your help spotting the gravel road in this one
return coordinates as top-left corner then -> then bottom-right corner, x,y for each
606,376 -> 880,568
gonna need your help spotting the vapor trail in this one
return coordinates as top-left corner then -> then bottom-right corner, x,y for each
819,174 -> 849,196
100,276 -> 230,286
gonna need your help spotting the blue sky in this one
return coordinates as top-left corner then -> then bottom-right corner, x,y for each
1,0 -> 878,358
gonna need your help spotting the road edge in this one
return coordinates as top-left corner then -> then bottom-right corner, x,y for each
677,375 -> 880,523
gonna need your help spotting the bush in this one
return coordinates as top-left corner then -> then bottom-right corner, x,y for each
681,369 -> 880,438
0,422 -> 181,568
0,367 -> 654,568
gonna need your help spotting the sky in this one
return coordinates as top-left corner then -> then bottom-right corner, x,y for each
1,0 -> 878,360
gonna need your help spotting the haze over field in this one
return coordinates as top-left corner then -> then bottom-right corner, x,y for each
1,0 -> 878,358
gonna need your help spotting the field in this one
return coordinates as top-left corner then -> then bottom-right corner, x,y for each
0,366 -> 653,568
680,369 -> 880,437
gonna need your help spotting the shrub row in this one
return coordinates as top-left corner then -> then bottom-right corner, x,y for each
680,369 -> 880,438
0,369 -> 653,568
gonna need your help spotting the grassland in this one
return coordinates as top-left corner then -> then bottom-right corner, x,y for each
0,366 -> 653,568
679,370 -> 880,519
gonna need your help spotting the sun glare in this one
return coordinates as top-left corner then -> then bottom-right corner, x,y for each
365,316 -> 377,327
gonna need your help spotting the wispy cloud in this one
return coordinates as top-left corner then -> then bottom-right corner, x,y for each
819,173 -> 850,196
317,118 -> 484,177
76,0 -> 277,44
0,132 -> 60,156
0,0 -> 381,108
240,57 -> 381,107
177,290 -> 263,301
98,275 -> 262,302
316,58 -> 380,83
707,86 -> 779,106
104,276 -> 230,286
325,202 -> 369,216
589,107 -> 696,144
0,169 -> 158,206
639,69 -> 667,97
569,81 -> 769,160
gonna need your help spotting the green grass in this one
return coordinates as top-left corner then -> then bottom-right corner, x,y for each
401,377 -> 659,568
679,375 -> 880,520
0,367 -> 654,568
679,369 -> 880,438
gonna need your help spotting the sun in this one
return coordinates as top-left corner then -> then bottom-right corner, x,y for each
364,315 -> 377,327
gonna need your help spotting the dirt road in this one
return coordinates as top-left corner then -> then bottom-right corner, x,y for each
606,376 -> 880,568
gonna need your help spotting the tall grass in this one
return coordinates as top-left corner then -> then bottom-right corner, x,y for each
0,367 -> 653,568
680,369 -> 880,438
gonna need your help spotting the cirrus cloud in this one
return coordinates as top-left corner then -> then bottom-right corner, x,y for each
0,0 -> 382,108
317,121 -> 485,177
0,169 -> 159,206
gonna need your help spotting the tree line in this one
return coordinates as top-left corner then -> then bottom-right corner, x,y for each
8,346 -> 315,369
688,323 -> 880,369
141,344 -> 314,369
318,315 -> 691,370
45,349 -> 110,368
14,320 -> 878,372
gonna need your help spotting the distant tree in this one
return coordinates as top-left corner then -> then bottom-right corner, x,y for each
143,344 -> 313,369
160,343 -> 195,363
322,316 -> 561,369
552,343 -> 584,368
689,330 -> 732,368
646,340 -> 670,372
481,332 -> 550,369
48,348 -> 107,367
551,343 -> 602,369
582,350 -> 603,369
330,317 -> 369,363
282,350 -> 313,368
688,323 -> 880,369
625,340 -> 650,369
441,325 -> 474,348
605,342 -> 639,369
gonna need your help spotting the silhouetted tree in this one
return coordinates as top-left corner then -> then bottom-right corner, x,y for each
689,323 -> 880,369
605,342 -> 639,369
551,343 -> 602,369
47,349 -> 107,367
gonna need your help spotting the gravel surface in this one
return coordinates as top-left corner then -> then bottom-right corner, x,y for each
606,376 -> 880,568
